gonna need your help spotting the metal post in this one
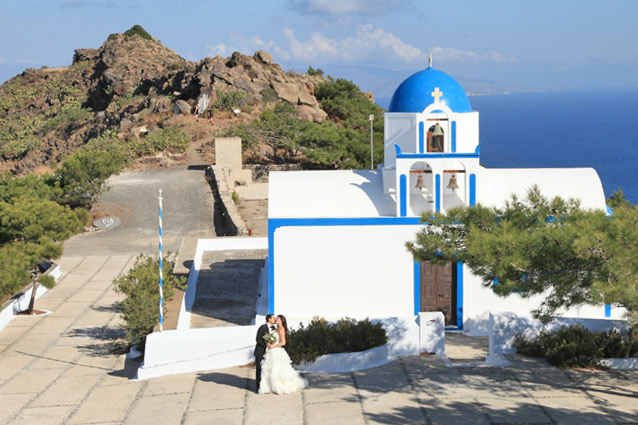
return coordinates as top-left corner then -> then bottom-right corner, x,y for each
369,114 -> 375,169
158,189 -> 164,332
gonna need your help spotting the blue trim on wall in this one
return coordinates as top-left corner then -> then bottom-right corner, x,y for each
457,262 -> 464,329
268,221 -> 276,314
435,174 -> 441,212
451,121 -> 457,153
418,122 -> 424,153
400,174 -> 407,217
269,217 -> 423,228
605,304 -> 611,318
394,144 -> 479,159
469,174 -> 476,206
414,262 -> 420,315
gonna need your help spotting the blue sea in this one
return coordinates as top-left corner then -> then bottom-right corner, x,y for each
379,89 -> 638,204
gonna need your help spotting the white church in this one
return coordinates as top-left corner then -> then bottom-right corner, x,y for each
136,62 -> 628,379
267,63 -> 620,332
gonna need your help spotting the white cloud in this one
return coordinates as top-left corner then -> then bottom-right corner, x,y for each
16,59 -> 40,65
205,35 -> 278,58
288,0 -> 410,16
429,47 -> 517,64
283,25 -> 423,66
0,58 -> 6,64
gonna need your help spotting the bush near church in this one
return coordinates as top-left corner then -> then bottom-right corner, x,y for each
113,254 -> 186,349
513,324 -> 638,368
285,317 -> 387,365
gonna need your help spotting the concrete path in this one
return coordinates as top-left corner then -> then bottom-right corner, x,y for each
63,166 -> 217,257
2,255 -> 638,424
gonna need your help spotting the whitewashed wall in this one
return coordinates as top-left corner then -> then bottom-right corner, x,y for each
462,272 -> 624,335
273,224 -> 422,319
453,111 -> 479,153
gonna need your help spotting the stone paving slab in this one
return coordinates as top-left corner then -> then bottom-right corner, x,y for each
66,380 -> 144,424
123,392 -> 192,425
10,404 -> 73,425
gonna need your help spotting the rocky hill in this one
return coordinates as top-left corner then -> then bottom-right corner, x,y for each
0,28 -> 329,174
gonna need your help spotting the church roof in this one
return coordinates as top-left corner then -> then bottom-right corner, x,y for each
388,67 -> 472,113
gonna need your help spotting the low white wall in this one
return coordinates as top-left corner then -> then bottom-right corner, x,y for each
138,325 -> 257,380
138,314 -> 445,379
297,345 -> 390,373
418,312 -> 445,355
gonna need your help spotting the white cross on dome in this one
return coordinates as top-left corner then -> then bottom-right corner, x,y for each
431,87 -> 443,104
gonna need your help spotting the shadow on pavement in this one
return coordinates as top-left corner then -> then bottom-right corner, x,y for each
109,356 -> 143,380
197,371 -> 251,390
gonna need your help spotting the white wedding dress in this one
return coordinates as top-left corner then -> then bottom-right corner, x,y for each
259,331 -> 308,394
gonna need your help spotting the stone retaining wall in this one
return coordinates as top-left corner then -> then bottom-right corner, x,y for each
243,164 -> 301,182
205,165 -> 248,236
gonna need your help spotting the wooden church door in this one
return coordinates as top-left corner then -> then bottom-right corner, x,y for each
420,261 -> 456,326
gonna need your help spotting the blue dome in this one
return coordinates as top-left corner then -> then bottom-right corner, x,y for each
388,67 -> 472,113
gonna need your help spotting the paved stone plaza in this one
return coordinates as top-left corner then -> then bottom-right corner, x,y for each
1,254 -> 638,424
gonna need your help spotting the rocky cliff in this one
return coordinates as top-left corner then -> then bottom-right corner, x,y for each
0,29 -> 328,174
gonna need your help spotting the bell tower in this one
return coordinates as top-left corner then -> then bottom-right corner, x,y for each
380,64 -> 482,217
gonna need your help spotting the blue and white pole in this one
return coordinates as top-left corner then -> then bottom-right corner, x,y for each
158,189 -> 164,332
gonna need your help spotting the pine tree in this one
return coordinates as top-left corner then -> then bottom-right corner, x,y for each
406,185 -> 638,322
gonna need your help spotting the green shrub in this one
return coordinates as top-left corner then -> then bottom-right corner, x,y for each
512,331 -> 547,358
0,195 -> 88,244
0,239 -> 63,301
213,87 -> 248,111
307,66 -> 324,76
286,317 -> 387,365
56,131 -> 130,208
542,325 -> 603,367
259,88 -> 277,103
124,25 -> 152,41
0,172 -> 62,203
129,126 -> 190,156
231,190 -> 239,204
514,324 -> 638,368
600,329 -> 631,359
113,254 -> 186,349
220,78 -> 385,169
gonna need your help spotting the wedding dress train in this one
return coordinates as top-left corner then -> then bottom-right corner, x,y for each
259,332 -> 307,394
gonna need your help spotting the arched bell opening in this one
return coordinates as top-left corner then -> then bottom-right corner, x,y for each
427,122 -> 445,152
409,161 -> 435,216
442,160 -> 466,211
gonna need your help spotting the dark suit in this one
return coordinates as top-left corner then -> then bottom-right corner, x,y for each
254,323 -> 270,392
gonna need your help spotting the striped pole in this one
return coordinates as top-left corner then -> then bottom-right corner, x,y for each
158,189 -> 164,332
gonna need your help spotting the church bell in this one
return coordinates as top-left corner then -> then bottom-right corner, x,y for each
415,174 -> 426,191
431,123 -> 443,136
447,173 -> 459,192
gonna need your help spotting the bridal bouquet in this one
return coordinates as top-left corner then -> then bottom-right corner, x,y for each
263,333 -> 276,344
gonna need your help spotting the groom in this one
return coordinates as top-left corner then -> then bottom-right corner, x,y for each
254,314 -> 276,393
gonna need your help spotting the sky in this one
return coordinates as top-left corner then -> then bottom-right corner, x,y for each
1,0 -> 638,98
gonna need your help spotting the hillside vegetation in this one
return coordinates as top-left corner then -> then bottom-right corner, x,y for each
0,25 -> 385,303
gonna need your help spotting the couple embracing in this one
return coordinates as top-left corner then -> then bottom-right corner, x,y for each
254,314 -> 307,394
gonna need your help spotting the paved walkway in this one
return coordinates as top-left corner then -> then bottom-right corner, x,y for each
2,255 -> 638,424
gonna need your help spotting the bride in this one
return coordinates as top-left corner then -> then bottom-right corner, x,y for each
259,314 -> 308,394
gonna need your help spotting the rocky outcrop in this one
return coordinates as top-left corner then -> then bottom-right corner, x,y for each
0,28 -> 331,174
